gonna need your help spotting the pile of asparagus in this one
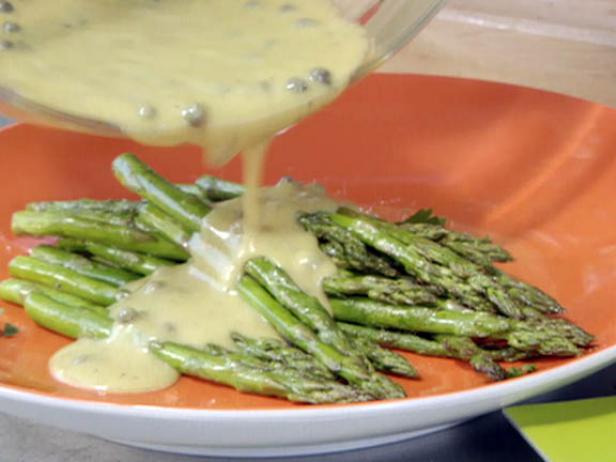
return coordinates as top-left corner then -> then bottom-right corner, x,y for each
0,153 -> 593,404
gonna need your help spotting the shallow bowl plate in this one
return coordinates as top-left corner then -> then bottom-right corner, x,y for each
0,74 -> 614,456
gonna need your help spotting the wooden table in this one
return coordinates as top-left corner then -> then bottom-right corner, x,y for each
382,0 -> 616,107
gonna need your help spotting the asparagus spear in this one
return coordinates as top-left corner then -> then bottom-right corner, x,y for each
347,335 -> 417,378
399,222 -> 512,266
338,323 -> 528,362
112,153 -> 210,233
323,272 -> 438,306
176,184 -> 211,205
338,322 -> 451,357
12,210 -> 188,261
31,245 -> 140,287
59,239 -> 175,275
199,343 -> 370,399
135,203 -> 192,248
332,298 -> 581,356
26,199 -> 139,215
495,271 -> 565,315
244,257 -> 359,356
238,275 -> 405,399
0,278 -> 109,317
196,175 -> 245,201
298,212 -> 399,277
150,341 -> 370,403
434,334 -> 508,381
25,292 -> 112,339
340,323 -> 534,380
9,256 -> 121,306
331,297 -> 511,338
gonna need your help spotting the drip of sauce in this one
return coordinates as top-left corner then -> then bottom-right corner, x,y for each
0,0 -> 369,163
50,325 -> 178,393
193,179 -> 339,305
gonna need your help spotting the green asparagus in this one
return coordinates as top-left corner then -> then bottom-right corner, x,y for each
9,256 -> 121,306
12,210 -> 188,260
59,239 -> 176,275
136,203 -> 192,248
323,272 -> 438,306
0,278 -> 109,317
31,245 -> 140,287
196,175 -> 245,201
112,153 -> 210,233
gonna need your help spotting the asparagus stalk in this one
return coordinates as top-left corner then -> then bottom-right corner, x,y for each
347,335 -> 417,378
150,341 -> 370,403
298,212 -> 399,277
26,199 -> 139,215
244,257 -> 359,356
176,184 -> 211,205
399,222 -> 513,265
9,256 -> 121,306
135,203 -> 192,248
238,275 -> 405,400
434,335 -> 507,381
495,271 -> 564,314
195,175 -> 245,201
332,298 -> 581,356
212,343 -> 369,395
323,272 -> 438,306
0,278 -> 108,317
338,322 -> 451,357
339,323 -> 533,380
31,245 -> 140,287
24,292 -> 112,339
12,210 -> 188,261
59,239 -> 175,276
331,297 -> 511,338
112,153 -> 210,233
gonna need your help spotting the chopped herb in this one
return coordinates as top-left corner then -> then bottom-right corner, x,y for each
400,208 -> 447,226
1,322 -> 19,337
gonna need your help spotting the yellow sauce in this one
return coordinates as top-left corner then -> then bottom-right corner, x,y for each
4,0 -> 369,393
0,0 -> 369,163
50,325 -> 179,393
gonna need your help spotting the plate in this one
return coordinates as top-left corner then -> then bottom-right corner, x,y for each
0,74 -> 615,457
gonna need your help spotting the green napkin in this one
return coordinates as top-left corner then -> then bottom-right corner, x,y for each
505,396 -> 616,462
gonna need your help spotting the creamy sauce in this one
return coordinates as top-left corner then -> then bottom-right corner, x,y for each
110,265 -> 280,350
51,181 -> 339,392
0,0 -> 369,163
193,179 -> 338,306
10,0 -> 368,393
50,325 -> 178,393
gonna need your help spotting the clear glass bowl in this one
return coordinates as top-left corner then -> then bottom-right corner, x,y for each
0,0 -> 446,137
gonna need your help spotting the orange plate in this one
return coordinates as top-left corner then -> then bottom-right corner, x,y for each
0,74 -> 614,410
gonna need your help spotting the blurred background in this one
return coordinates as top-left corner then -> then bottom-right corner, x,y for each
382,0 -> 616,107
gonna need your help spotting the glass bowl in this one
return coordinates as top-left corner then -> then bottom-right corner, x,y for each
0,0 -> 447,137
